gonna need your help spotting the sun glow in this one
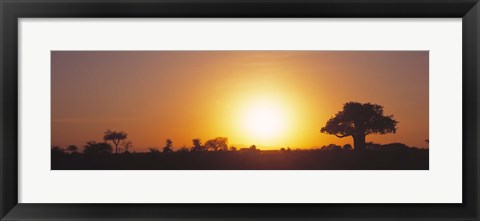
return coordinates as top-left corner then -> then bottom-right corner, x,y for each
242,101 -> 288,143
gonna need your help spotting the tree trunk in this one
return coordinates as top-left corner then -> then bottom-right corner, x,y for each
353,135 -> 366,152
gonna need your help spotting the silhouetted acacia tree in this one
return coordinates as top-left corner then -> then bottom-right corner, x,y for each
191,138 -> 204,152
103,130 -> 127,154
204,137 -> 228,151
163,139 -> 173,153
321,102 -> 398,152
83,141 -> 113,155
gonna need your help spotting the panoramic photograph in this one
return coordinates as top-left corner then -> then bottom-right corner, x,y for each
51,51 -> 429,170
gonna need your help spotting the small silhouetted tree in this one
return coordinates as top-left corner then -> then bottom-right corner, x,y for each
67,145 -> 78,154
321,102 -> 398,152
249,145 -> 257,151
103,130 -> 127,154
229,146 -> 237,152
163,139 -> 173,153
83,141 -> 112,155
205,137 -> 228,151
191,138 -> 204,152
122,141 -> 133,153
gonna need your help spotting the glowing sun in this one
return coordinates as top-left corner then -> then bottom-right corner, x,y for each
243,102 -> 287,141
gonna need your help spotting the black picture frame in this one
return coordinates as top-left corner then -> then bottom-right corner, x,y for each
1,0 -> 479,220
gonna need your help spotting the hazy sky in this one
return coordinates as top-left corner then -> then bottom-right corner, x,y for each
52,51 -> 428,151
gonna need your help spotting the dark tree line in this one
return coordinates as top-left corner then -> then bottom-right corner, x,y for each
147,137 -> 233,153
52,129 -> 252,155
53,102 -> 426,155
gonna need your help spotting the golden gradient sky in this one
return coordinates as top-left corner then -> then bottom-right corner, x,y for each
52,51 -> 428,151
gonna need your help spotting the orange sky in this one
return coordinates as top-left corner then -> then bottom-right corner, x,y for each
51,51 -> 429,151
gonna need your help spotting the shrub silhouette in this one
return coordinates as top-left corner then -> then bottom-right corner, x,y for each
204,137 -> 228,151
103,130 -> 127,154
342,144 -> 353,150
122,141 -> 133,153
163,139 -> 173,153
191,138 -> 204,152
177,146 -> 190,152
67,145 -> 79,154
239,145 -> 260,152
83,141 -> 112,155
51,146 -> 65,155
321,144 -> 342,151
321,102 -> 398,152
148,147 -> 161,154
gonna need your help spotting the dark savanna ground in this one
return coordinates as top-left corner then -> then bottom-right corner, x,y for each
51,143 -> 428,170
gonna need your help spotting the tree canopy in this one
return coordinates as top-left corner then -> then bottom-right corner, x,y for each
204,137 -> 228,151
103,130 -> 127,154
321,102 -> 398,151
